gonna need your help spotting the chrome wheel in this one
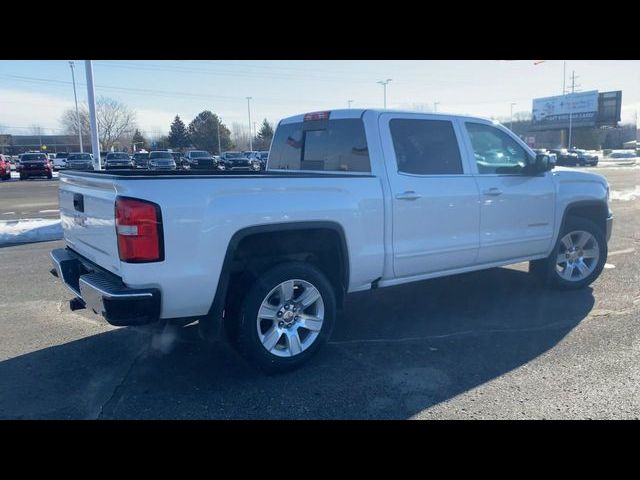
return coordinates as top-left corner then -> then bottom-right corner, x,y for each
256,279 -> 324,358
556,230 -> 600,281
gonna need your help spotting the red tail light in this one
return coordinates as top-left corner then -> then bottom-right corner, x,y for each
304,111 -> 330,122
115,197 -> 164,263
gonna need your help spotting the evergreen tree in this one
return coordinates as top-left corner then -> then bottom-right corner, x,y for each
167,115 -> 190,150
188,111 -> 232,154
255,118 -> 274,150
131,129 -> 146,151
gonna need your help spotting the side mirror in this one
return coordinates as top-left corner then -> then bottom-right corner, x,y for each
534,153 -> 553,173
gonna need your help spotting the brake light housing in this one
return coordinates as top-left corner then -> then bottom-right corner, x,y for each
303,111 -> 331,122
115,196 -> 164,263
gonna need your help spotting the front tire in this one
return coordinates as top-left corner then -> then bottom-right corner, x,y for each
233,261 -> 337,374
530,216 -> 607,290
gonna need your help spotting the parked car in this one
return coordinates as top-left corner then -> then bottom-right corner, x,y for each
52,152 -> 69,171
66,152 -> 94,171
220,151 -> 252,170
548,148 -> 580,166
607,150 -> 639,164
569,149 -> 599,166
183,150 -> 218,170
245,151 -> 268,171
0,154 -> 11,180
170,152 -> 185,169
533,149 -> 556,167
51,109 -> 613,373
104,152 -> 135,170
17,152 -> 52,180
148,151 -> 177,171
132,152 -> 150,169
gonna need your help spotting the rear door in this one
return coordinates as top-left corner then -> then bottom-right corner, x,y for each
379,113 -> 481,277
59,174 -> 121,274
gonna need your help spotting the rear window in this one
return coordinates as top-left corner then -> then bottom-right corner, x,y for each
21,154 -> 47,161
68,153 -> 92,160
190,151 -> 209,158
269,118 -> 370,172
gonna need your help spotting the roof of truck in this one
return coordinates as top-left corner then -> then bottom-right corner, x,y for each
279,109 -> 495,125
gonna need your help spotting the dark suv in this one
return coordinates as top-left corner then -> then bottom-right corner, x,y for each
548,149 -> 580,166
17,152 -> 53,180
132,152 -> 150,169
104,152 -> 134,170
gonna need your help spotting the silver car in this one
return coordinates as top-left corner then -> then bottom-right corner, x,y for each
148,151 -> 177,171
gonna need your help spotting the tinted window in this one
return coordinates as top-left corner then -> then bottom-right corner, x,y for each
465,122 -> 530,175
190,151 -> 209,157
269,119 -> 370,172
389,119 -> 462,175
68,154 -> 92,160
107,153 -> 130,160
22,154 -> 47,161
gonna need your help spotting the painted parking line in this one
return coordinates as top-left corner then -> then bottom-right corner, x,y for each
608,248 -> 635,257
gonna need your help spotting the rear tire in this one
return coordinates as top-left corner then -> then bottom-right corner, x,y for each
530,216 -> 607,290
232,261 -> 337,374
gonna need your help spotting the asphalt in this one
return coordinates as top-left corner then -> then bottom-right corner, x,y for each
0,164 -> 638,419
0,172 -> 60,220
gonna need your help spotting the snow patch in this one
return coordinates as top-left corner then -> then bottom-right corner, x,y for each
609,186 -> 640,202
0,218 -> 62,245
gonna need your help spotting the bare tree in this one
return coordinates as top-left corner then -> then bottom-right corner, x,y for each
60,96 -> 136,151
231,122 -> 251,151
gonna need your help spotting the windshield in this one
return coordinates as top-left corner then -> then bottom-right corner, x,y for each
68,154 -> 92,161
225,152 -> 244,159
56,153 -> 68,158
21,154 -> 47,161
190,151 -> 209,158
107,153 -> 130,160
133,153 -> 149,160
149,152 -> 174,159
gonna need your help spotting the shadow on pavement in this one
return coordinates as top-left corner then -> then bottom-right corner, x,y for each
0,266 -> 594,419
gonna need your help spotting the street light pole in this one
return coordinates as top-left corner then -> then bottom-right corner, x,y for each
246,97 -> 253,151
433,101 -> 440,113
84,60 -> 101,169
348,99 -> 353,109
69,61 -> 83,153
377,79 -> 392,109
510,102 -> 516,131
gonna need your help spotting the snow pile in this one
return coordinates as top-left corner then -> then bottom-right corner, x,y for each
0,218 -> 63,245
609,186 -> 640,202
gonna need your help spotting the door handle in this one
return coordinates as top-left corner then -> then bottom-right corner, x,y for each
395,191 -> 421,201
482,188 -> 503,196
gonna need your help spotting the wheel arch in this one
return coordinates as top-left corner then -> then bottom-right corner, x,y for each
557,200 -> 609,244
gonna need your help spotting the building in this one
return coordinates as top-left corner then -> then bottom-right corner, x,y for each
0,135 -> 85,155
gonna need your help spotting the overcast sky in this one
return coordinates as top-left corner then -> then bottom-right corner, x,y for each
0,60 -> 638,136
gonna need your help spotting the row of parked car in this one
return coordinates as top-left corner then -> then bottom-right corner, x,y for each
532,148 -> 600,167
51,149 -> 270,172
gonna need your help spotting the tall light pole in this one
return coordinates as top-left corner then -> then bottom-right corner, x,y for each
84,61 -> 101,169
69,61 -> 83,152
377,79 -> 392,109
433,101 -> 440,113
567,70 -> 578,149
246,97 -> 253,151
510,102 -> 517,131
347,99 -> 353,109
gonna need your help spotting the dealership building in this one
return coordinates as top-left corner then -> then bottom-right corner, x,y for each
0,134 -> 84,155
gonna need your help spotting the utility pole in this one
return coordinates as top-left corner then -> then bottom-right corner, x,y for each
433,101 -> 440,113
562,60 -> 567,95
246,97 -> 253,151
217,115 -> 222,155
377,79 -> 392,109
348,99 -> 353,109
69,61 -> 83,152
84,61 -> 101,169
510,102 -> 516,131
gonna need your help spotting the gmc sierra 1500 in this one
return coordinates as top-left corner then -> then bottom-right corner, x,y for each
51,109 -> 613,372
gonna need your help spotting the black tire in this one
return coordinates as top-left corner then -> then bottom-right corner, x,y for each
530,216 -> 607,290
19,173 -> 26,180
232,261 -> 337,374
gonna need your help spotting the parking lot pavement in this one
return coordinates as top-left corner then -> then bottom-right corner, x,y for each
0,165 -> 638,419
1,174 -> 60,220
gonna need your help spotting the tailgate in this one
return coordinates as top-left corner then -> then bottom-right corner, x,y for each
59,174 -> 121,274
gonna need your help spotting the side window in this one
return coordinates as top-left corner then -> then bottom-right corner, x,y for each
465,122 -> 530,175
389,119 -> 463,175
269,119 -> 370,172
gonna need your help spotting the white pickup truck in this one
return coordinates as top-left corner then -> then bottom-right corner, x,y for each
51,109 -> 613,372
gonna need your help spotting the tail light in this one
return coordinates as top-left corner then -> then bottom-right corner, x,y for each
115,197 -> 164,263
304,111 -> 330,122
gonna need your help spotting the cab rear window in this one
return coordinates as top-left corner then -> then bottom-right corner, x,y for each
269,119 -> 370,173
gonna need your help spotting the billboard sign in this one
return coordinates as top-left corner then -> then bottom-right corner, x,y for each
531,90 -> 622,130
532,90 -> 599,129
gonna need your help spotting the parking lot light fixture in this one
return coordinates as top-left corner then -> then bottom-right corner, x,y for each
377,79 -> 392,109
247,97 -> 253,151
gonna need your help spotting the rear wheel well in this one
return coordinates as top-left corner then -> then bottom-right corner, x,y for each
222,226 -> 348,322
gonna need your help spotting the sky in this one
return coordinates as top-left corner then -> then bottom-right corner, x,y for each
0,60 -> 638,137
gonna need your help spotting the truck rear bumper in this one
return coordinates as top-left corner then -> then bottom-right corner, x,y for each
50,248 -> 161,326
